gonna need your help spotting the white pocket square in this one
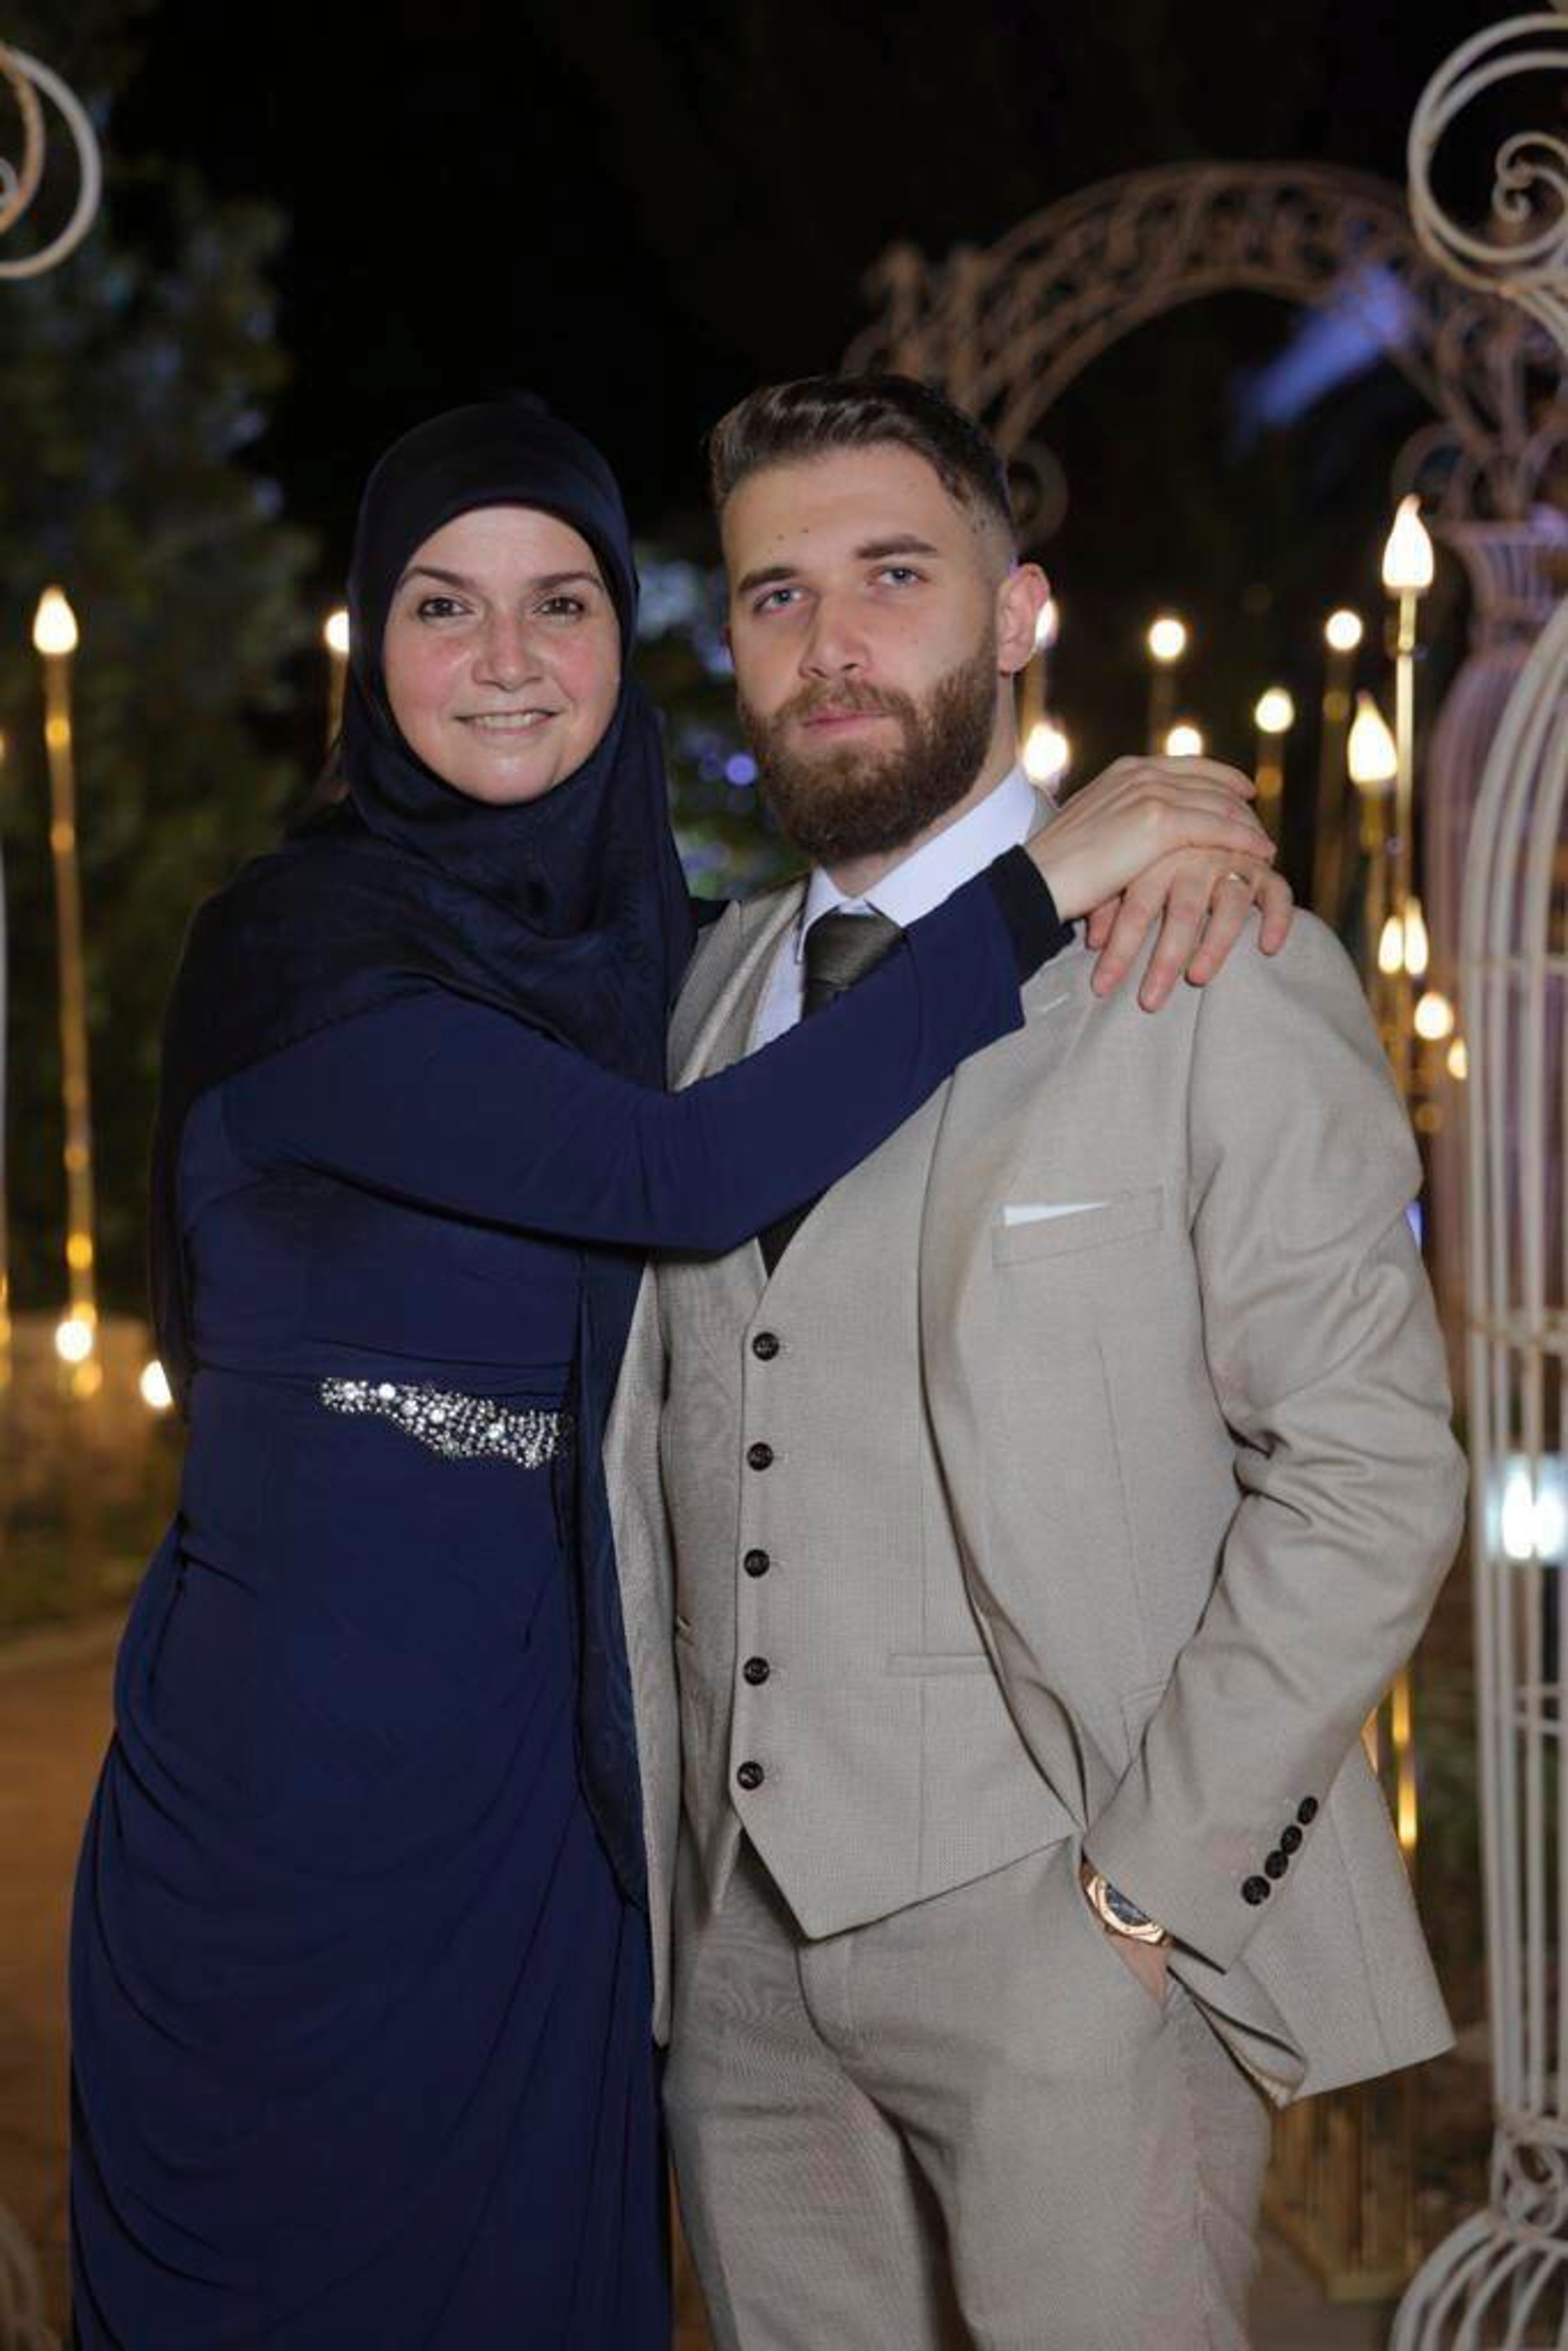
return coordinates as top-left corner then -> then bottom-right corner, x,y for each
1001,1199 -> 1108,1228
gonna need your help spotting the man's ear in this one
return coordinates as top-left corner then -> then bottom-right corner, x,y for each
996,564 -> 1049,676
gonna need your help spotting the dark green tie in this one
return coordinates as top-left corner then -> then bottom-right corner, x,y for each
758,907 -> 905,1275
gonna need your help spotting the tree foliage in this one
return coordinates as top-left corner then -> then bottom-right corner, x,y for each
1,7 -> 316,1313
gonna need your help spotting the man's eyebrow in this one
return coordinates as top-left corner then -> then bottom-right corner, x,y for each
854,535 -> 943,562
734,562 -> 797,600
394,564 -> 602,595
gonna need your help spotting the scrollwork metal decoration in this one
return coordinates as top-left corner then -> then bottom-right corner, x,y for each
1392,14 -> 1568,2349
0,41 -> 101,281
847,162 -> 1567,534
1409,9 -> 1568,352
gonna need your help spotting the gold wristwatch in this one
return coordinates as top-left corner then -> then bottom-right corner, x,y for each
1084,1870 -> 1171,1947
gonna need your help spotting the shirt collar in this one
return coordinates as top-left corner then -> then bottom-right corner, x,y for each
795,765 -> 1039,961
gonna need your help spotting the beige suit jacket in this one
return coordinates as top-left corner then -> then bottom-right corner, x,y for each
605,825 -> 1467,2099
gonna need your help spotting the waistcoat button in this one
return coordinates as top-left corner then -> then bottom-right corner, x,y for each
752,1331 -> 781,1361
736,1761 -> 765,1792
747,1442 -> 774,1471
743,1549 -> 771,1578
743,1657 -> 771,1685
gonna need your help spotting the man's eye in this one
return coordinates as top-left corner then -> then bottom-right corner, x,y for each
877,566 -> 923,587
754,586 -> 799,615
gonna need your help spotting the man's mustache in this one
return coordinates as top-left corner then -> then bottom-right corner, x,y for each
780,683 -> 912,726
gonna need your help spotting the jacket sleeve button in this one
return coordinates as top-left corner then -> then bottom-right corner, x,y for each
1297,1796 -> 1319,1825
1242,1875 -> 1272,1905
1280,1824 -> 1303,1854
1264,1850 -> 1289,1879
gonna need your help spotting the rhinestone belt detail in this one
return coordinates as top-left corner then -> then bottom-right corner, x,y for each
320,1378 -> 568,1469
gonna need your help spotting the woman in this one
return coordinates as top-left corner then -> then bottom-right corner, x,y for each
69,398 -> 1276,2348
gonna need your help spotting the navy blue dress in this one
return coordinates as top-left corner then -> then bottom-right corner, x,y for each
69,872 -> 1036,2347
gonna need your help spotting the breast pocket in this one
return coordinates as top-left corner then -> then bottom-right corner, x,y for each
990,1186 -> 1164,1270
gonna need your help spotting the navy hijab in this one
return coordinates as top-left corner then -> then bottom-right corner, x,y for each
149,397 -> 697,1906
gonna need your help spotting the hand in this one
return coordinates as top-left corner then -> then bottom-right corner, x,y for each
1083,852 -> 1296,1011
1027,755 -> 1274,927
1107,1929 -> 1169,2006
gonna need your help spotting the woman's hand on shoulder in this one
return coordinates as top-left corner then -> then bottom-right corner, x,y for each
1025,755 -> 1295,1012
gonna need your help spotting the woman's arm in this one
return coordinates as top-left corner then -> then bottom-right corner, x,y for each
222,862 -> 1060,1256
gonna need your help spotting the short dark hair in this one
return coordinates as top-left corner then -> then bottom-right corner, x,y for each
707,372 -> 1016,548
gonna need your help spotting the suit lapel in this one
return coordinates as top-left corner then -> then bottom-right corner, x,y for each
672,885 -> 804,1090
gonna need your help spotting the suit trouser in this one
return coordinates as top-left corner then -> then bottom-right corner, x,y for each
664,1834 -> 1273,2351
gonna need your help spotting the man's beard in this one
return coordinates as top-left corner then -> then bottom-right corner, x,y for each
739,629 -> 999,867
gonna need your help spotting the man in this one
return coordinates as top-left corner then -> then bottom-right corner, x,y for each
607,374 -> 1465,2349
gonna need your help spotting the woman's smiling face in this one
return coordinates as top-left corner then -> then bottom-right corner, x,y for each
381,505 -> 622,804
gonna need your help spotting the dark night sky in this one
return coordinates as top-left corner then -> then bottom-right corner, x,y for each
112,2 -> 1480,526
110,0 -> 1493,782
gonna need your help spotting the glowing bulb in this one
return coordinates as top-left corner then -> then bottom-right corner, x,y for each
1378,915 -> 1405,976
1347,693 -> 1398,789
54,1315 -> 94,1364
140,1359 -> 174,1412
1254,687 -> 1295,736
1447,1037 -> 1468,1081
1414,989 -> 1454,1042
1403,899 -> 1430,980
1147,615 -> 1188,665
1497,1458 -> 1568,1566
324,608 -> 350,658
1164,722 -> 1205,758
1034,597 -> 1060,652
32,586 -> 80,657
1022,717 -> 1071,788
1324,608 -> 1364,654
1381,495 -> 1435,595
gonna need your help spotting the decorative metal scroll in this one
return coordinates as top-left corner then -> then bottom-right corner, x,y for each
846,163 -> 1567,538
0,41 -> 101,281
1392,15 -> 1568,2349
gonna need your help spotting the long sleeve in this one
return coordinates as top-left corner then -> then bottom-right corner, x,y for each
221,865 -> 1066,1257
1083,916 -> 1468,1971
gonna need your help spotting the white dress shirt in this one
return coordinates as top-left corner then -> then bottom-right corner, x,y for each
751,765 -> 1038,1050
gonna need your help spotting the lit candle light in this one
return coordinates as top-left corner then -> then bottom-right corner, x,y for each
1252,686 -> 1295,840
1314,610 -> 1363,921
1145,615 -> 1188,754
33,586 -> 98,1395
1379,498 -> 1435,1103
324,607 -> 350,745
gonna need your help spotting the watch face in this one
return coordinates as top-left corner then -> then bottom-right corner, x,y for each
1104,1883 -> 1153,1932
